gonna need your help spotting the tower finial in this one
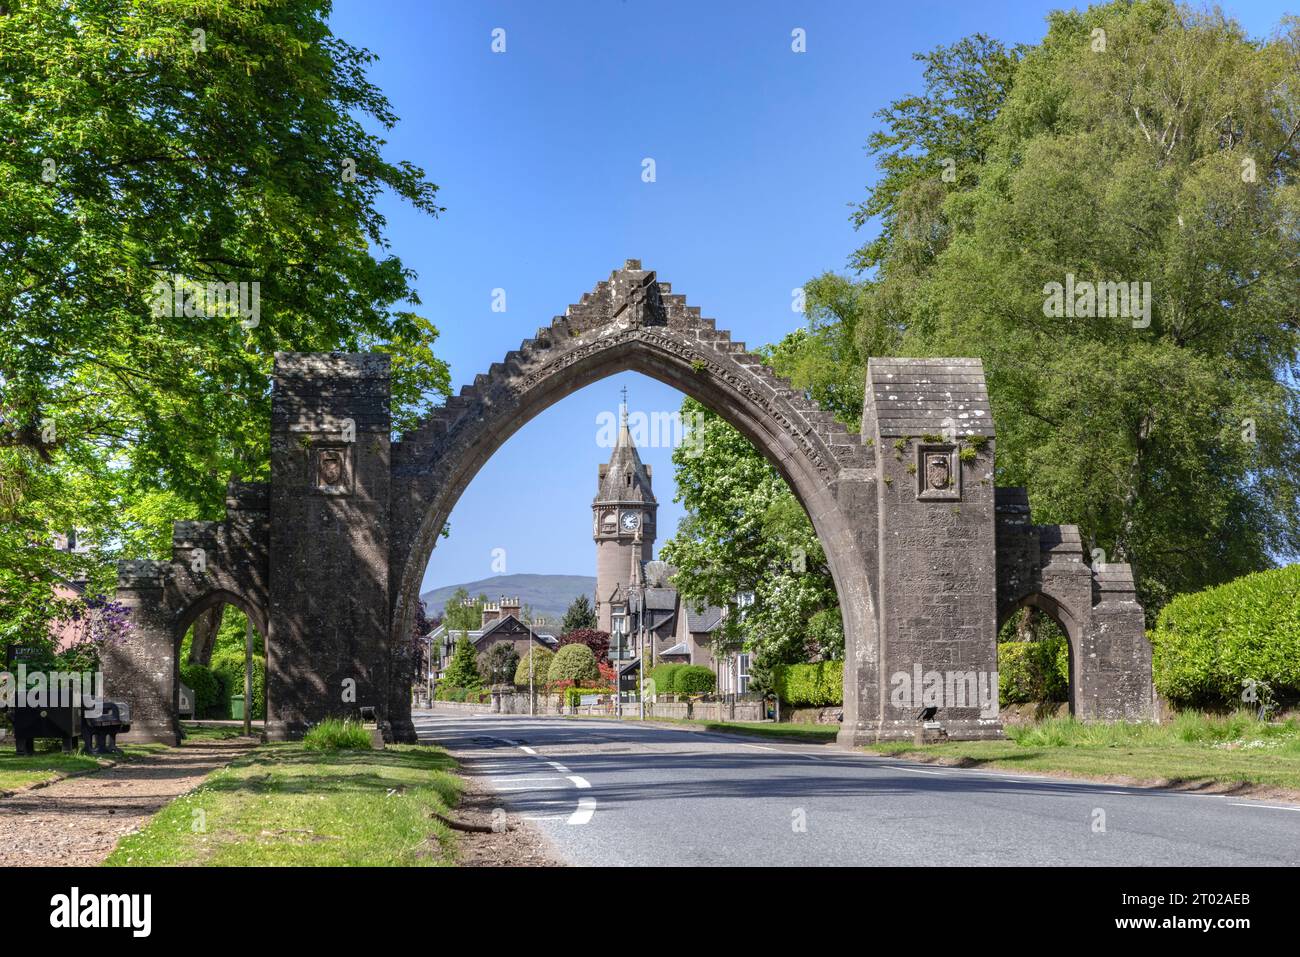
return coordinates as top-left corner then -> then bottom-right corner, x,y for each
620,385 -> 628,426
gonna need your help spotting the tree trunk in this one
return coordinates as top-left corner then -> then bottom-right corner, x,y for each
188,605 -> 225,665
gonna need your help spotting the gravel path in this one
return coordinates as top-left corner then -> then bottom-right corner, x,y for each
0,738 -> 256,866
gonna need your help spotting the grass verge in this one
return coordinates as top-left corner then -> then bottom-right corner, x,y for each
566,714 -> 840,743
105,742 -> 463,866
0,742 -> 163,792
867,713 -> 1300,794
181,722 -> 262,742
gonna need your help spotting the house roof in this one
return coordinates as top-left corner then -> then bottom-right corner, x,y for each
686,605 -> 724,633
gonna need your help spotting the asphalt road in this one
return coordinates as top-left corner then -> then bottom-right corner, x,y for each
415,711 -> 1300,866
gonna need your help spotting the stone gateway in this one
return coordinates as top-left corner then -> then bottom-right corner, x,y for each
106,261 -> 1153,745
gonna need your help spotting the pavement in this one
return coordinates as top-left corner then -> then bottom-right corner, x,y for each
415,710 -> 1300,867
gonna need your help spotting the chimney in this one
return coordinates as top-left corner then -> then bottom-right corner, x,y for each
480,601 -> 501,629
500,596 -> 522,620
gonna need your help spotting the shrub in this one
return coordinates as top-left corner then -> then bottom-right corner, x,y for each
514,646 -> 554,688
303,718 -> 372,751
210,650 -> 265,719
548,643 -> 600,686
179,662 -> 220,717
442,634 -> 484,690
673,665 -> 716,695
998,637 -> 1069,706
479,642 -> 520,686
772,662 -> 843,707
648,663 -> 682,694
1150,564 -> 1300,707
558,628 -> 610,663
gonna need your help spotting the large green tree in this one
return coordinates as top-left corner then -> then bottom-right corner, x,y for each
668,0 -> 1300,633
660,398 -> 842,667
0,0 -> 450,642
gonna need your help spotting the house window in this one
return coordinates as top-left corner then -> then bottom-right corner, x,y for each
738,654 -> 751,695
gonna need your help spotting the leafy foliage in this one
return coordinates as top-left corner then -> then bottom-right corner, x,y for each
560,594 -> 597,633
478,642 -> 519,687
558,628 -> 610,664
771,662 -> 844,707
0,0 -> 449,638
513,646 -> 553,689
547,643 -> 600,687
660,399 -> 842,667
998,638 -> 1069,706
1150,564 -> 1300,707
440,634 -> 483,691
179,662 -> 220,717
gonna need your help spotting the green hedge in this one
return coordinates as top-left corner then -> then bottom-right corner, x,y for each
435,686 -> 492,703
772,662 -> 843,707
998,637 -> 1069,706
648,663 -> 682,694
179,662 -> 221,717
1151,564 -> 1300,707
210,650 -> 265,719
673,665 -> 716,695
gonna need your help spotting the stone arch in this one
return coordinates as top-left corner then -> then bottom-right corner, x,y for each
994,491 -> 1153,721
997,591 -> 1085,716
386,261 -> 881,740
106,481 -> 270,743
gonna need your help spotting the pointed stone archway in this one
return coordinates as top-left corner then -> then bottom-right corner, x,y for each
109,260 -> 1154,744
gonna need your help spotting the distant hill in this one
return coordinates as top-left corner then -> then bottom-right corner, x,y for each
420,574 -> 596,629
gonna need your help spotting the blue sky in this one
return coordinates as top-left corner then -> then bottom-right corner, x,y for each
324,0 -> 1294,598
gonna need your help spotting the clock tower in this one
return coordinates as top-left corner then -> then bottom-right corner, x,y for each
593,394 -> 656,634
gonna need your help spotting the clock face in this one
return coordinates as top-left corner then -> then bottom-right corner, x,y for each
620,511 -> 640,531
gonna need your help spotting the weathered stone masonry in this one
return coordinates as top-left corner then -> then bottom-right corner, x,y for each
110,261 -> 1153,744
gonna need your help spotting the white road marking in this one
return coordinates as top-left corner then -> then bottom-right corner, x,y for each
547,761 -> 571,774
1229,802 -> 1300,812
519,746 -> 538,755
567,775 -> 592,789
887,765 -> 949,776
568,797 -> 597,825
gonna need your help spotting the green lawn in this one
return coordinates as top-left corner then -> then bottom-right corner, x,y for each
180,722 -> 262,742
105,743 -> 464,866
573,714 -> 841,743
868,714 -> 1300,793
0,742 -> 162,792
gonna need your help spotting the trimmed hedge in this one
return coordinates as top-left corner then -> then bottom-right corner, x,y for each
435,686 -> 492,703
998,637 -> 1069,706
179,662 -> 220,717
210,650 -> 266,719
772,662 -> 843,707
673,665 -> 716,694
1151,564 -> 1300,707
547,643 -> 600,686
514,647 -> 554,688
648,663 -> 682,694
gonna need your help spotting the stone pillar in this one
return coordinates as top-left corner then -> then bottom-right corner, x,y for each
108,561 -> 180,744
267,353 -> 400,739
1079,564 -> 1153,721
863,359 -> 1003,742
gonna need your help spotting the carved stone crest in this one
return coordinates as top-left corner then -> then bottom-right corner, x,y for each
926,453 -> 951,490
311,445 -> 352,496
916,444 -> 960,501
